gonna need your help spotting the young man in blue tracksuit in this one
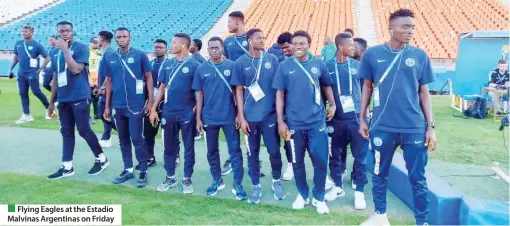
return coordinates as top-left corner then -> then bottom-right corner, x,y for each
42,35 -> 58,92
96,31 -> 116,148
193,36 -> 247,199
103,27 -> 154,188
323,33 -> 368,210
9,25 -> 52,124
46,21 -> 109,180
358,9 -> 437,226
220,11 -> 251,175
150,33 -> 200,194
273,30 -> 336,214
231,28 -> 285,204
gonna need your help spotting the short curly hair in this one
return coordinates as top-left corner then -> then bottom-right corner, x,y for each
389,8 -> 414,23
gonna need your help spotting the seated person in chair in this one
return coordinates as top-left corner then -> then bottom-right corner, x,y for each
488,60 -> 509,113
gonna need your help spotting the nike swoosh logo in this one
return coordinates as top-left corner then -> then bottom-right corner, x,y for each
319,127 -> 326,132
414,141 -> 423,144
110,61 -> 116,63
245,67 -> 251,71
204,73 -> 210,77
228,43 -> 234,46
289,70 -> 296,74
74,103 -> 80,106
377,60 -> 386,63
269,124 -> 275,127
329,72 -> 335,74
184,121 -> 190,124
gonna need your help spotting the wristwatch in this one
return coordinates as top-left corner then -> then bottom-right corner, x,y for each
427,121 -> 436,129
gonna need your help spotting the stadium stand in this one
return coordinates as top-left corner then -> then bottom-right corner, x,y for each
0,0 -> 232,52
239,0 -> 358,55
372,0 -> 509,59
0,0 -> 58,25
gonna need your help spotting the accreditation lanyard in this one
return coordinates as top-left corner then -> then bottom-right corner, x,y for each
23,41 -> 35,59
152,58 -> 167,78
234,36 -> 248,53
210,60 -> 232,93
334,58 -> 352,95
376,49 -> 404,87
167,57 -> 191,87
254,51 -> 265,81
117,49 -> 137,80
292,57 -> 316,86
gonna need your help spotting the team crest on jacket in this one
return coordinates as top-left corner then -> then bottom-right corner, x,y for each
127,57 -> 134,64
28,46 -> 33,50
373,137 -> 383,147
311,67 -> 319,74
224,69 -> 231,76
242,41 -> 248,46
350,68 -> 357,75
265,62 -> 271,69
405,58 -> 415,67
182,67 -> 189,73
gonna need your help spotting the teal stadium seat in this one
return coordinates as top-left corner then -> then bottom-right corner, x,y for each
0,0 -> 233,52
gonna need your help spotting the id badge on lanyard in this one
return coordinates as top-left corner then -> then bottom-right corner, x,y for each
294,57 -> 321,105
24,42 -> 38,68
373,48 -> 404,108
30,58 -> 38,68
153,87 -> 159,99
249,52 -> 265,102
340,95 -> 355,113
136,80 -> 144,94
373,87 -> 380,107
335,59 -> 354,112
57,51 -> 67,87
314,85 -> 321,105
248,83 -> 265,102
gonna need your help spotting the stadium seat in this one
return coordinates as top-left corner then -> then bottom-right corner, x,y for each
371,0 -> 508,59
232,0 -> 358,55
0,0 -> 233,52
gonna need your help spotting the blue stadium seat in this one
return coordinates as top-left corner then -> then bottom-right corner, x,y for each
0,0 -> 232,52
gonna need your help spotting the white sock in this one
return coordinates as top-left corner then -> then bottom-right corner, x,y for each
287,162 -> 292,167
125,168 -> 133,173
97,153 -> 106,163
63,161 -> 72,170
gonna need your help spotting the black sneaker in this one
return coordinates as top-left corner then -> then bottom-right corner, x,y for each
137,172 -> 148,188
88,159 -> 110,175
47,166 -> 75,180
135,158 -> 157,170
112,170 -> 134,184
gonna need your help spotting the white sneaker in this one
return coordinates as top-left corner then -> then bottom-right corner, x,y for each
325,176 -> 335,190
292,194 -> 309,209
325,186 -> 345,201
360,213 -> 390,226
282,163 -> 294,181
312,198 -> 330,214
354,191 -> 367,210
194,133 -> 201,140
45,109 -> 52,120
99,139 -> 112,148
15,114 -> 34,124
